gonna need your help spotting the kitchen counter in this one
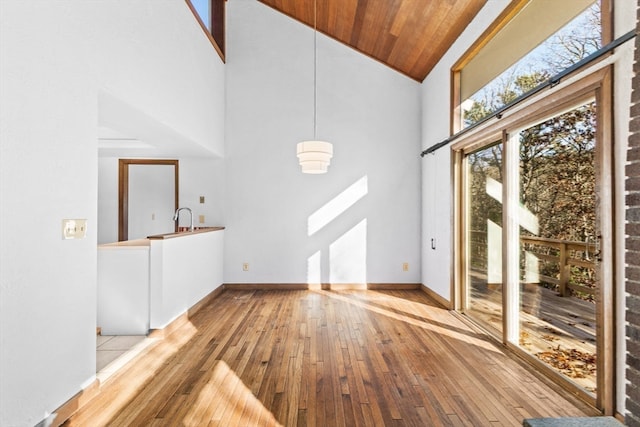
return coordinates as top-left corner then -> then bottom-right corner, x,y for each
98,227 -> 225,335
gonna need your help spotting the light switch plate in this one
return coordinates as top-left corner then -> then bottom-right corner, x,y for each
199,196 -> 205,204
62,219 -> 87,239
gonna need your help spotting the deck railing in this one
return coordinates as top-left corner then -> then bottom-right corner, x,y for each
470,231 -> 597,299
520,236 -> 596,298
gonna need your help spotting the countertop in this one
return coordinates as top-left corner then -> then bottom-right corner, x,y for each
147,226 -> 225,240
99,238 -> 150,248
99,227 -> 225,247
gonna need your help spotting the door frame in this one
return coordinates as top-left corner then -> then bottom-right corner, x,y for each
118,159 -> 179,241
451,66 -> 614,412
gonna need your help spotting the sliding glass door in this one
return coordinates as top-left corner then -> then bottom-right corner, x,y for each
458,77 -> 612,409
466,142 -> 504,335
516,102 -> 597,394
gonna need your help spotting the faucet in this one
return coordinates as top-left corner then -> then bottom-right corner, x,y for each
172,207 -> 194,232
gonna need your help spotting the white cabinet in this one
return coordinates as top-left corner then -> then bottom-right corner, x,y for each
98,239 -> 150,335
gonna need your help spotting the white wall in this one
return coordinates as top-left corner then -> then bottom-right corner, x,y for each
420,1 -> 511,302
224,0 -> 422,285
179,157 -> 226,229
128,164 -> 176,239
420,0 -> 635,414
0,1 -> 224,425
0,3 -> 98,426
98,158 -> 120,245
95,2 -> 225,158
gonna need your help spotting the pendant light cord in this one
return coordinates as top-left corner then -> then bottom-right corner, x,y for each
313,0 -> 317,140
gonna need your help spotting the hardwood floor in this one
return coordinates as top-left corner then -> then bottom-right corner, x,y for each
64,289 -> 595,426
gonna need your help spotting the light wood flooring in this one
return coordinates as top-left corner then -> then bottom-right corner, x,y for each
64,289 -> 596,426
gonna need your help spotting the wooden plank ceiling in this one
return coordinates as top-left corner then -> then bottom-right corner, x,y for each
258,0 -> 487,82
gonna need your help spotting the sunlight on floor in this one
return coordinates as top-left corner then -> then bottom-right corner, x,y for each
317,290 -> 501,353
184,360 -> 282,426
92,322 -> 199,421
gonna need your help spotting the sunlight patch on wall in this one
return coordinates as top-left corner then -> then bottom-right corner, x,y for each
307,251 -> 322,288
329,219 -> 367,284
308,176 -> 368,236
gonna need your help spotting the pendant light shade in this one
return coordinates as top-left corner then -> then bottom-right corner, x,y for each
297,0 -> 333,174
297,140 -> 333,174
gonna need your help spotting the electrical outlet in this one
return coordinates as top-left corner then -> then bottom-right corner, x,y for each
242,263 -> 249,271
402,262 -> 409,272
199,215 -> 205,224
62,219 -> 87,239
200,196 -> 205,204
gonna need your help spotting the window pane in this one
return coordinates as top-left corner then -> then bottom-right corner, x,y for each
462,1 -> 601,128
466,143 -> 503,334
191,0 -> 211,31
516,101 -> 597,395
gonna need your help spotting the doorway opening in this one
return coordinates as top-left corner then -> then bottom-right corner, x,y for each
118,159 -> 179,241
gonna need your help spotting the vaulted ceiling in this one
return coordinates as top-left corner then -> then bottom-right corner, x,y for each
258,0 -> 488,82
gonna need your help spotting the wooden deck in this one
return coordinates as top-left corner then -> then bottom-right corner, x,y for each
469,281 -> 597,393
64,289 -> 596,426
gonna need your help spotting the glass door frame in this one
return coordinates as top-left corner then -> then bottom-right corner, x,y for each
452,66 -> 614,412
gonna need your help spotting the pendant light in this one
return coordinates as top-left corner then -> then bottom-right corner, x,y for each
297,0 -> 333,174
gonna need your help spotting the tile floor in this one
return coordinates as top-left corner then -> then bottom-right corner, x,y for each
96,335 -> 157,382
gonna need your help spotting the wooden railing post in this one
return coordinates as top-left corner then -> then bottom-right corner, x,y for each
518,235 -> 595,299
558,242 -> 569,296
